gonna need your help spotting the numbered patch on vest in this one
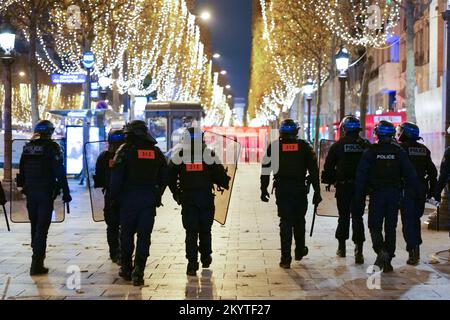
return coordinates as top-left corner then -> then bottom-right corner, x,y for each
344,144 -> 363,153
376,154 -> 396,160
137,149 -> 155,159
408,147 -> 427,157
109,159 -> 114,168
23,145 -> 44,155
186,163 -> 204,172
282,144 -> 299,152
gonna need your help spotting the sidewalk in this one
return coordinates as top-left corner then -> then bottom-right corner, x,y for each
0,164 -> 449,300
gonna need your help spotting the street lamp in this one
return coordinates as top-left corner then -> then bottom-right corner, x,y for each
336,47 -> 350,122
0,19 -> 16,186
220,70 -> 227,75
225,84 -> 231,89
303,78 -> 314,142
213,53 -> 221,59
200,11 -> 211,22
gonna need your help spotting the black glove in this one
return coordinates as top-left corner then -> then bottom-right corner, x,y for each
313,192 -> 322,205
0,195 -> 6,206
325,184 -> 332,192
63,193 -> 72,203
260,189 -> 270,202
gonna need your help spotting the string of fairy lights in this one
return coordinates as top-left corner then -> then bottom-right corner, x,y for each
2,0 -> 230,124
257,0 -> 400,122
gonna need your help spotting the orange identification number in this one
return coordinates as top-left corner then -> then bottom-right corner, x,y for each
138,149 -> 155,159
109,159 -> 114,168
186,163 -> 204,172
282,144 -> 299,152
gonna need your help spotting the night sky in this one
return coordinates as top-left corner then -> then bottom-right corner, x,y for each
194,0 -> 252,107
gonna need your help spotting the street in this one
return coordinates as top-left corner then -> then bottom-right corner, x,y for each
1,164 -> 449,300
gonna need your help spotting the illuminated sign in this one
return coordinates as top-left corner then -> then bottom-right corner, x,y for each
51,73 -> 86,84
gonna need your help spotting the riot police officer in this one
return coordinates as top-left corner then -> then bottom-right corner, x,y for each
321,116 -> 370,264
110,120 -> 168,286
397,122 -> 437,265
260,119 -> 321,269
168,127 -> 230,276
94,129 -> 125,264
354,120 -> 420,272
17,120 -> 72,275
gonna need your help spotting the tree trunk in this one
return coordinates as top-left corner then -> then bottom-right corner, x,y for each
360,51 -> 374,138
112,67 -> 120,112
29,10 -> 40,126
405,0 -> 417,122
314,62 -> 322,153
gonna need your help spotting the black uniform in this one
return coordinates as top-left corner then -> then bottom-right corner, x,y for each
94,150 -> 121,261
110,137 -> 168,281
18,138 -> 70,262
261,137 -> 320,265
322,134 -> 370,245
399,140 -> 437,251
168,145 -> 230,271
354,140 -> 420,266
434,147 -> 450,201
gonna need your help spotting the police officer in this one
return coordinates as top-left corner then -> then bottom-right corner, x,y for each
110,120 -> 168,286
354,120 -> 420,272
433,127 -> 450,203
397,122 -> 437,265
321,116 -> 370,264
94,129 -> 125,264
168,128 -> 230,276
260,119 -> 321,269
17,120 -> 72,275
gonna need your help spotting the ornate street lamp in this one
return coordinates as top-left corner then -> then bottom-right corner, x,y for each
303,78 -> 314,142
336,47 -> 350,122
0,19 -> 16,185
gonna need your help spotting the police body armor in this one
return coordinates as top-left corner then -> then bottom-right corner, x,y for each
178,149 -> 215,192
399,141 -> 429,182
275,138 -> 308,185
21,140 -> 60,190
335,136 -> 368,182
369,143 -> 402,189
122,141 -> 159,188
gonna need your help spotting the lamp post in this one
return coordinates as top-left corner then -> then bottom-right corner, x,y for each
336,47 -> 350,122
0,19 -> 16,186
303,78 -> 314,142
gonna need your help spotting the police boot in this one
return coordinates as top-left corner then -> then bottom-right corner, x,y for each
336,240 -> 346,258
406,247 -> 419,266
295,246 -> 309,261
132,266 -> 145,287
383,256 -> 394,273
30,256 -> 49,276
354,243 -> 364,264
374,250 -> 389,271
119,259 -> 132,281
186,261 -> 199,276
279,257 -> 291,269
201,255 -> 212,268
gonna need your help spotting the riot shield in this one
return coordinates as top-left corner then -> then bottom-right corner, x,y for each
317,139 -> 339,217
84,140 -> 109,222
204,132 -> 241,225
8,139 -> 65,223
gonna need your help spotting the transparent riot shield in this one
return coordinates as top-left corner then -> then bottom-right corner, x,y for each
317,139 -> 339,217
84,140 -> 109,222
8,139 -> 65,223
204,132 -> 241,225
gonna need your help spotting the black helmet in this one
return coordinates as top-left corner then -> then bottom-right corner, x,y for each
397,122 -> 420,142
124,120 -> 156,143
34,120 -> 55,139
340,115 -> 361,135
279,119 -> 299,137
108,129 -> 125,144
374,120 -> 396,138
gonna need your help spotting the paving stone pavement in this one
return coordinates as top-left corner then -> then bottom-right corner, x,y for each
1,164 -> 450,300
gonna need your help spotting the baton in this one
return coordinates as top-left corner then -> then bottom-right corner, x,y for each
310,204 -> 318,237
66,202 -> 70,214
2,205 -> 10,232
437,205 -> 440,232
